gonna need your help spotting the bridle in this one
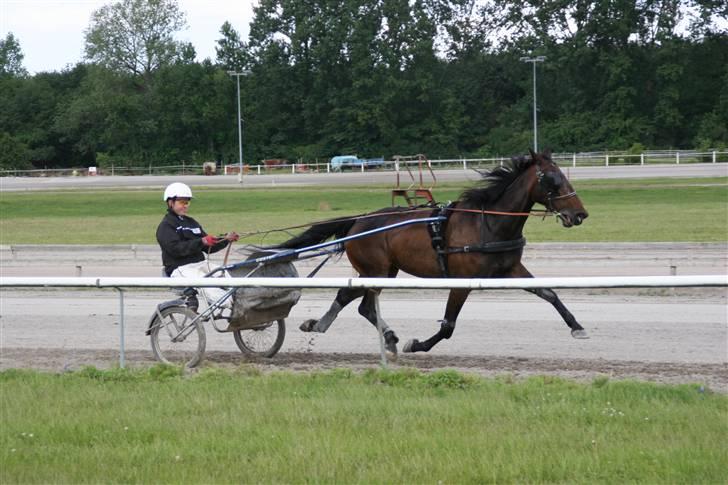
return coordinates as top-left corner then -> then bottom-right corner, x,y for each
535,163 -> 578,214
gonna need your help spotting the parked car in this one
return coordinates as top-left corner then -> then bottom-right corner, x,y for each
330,155 -> 385,171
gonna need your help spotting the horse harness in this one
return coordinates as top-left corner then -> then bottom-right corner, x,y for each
427,202 -> 526,277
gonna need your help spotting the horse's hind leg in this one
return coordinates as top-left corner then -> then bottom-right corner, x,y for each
300,287 -> 366,333
358,290 -> 399,357
511,263 -> 589,339
403,289 -> 470,353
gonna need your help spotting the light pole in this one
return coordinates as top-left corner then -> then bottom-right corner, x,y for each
227,70 -> 249,183
519,56 -> 546,152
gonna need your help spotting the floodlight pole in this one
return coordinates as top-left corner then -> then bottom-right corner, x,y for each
227,71 -> 248,183
519,56 -> 546,152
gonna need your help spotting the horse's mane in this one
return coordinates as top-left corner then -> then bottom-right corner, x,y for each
459,156 -> 535,207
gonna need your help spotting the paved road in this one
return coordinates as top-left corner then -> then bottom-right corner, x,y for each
2,243 -> 726,278
1,163 -> 726,191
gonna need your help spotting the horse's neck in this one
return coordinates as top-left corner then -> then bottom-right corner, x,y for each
466,173 -> 535,239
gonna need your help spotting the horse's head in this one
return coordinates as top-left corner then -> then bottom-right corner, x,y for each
529,149 -> 588,227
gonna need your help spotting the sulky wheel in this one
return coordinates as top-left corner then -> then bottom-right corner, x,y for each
150,305 -> 206,368
233,319 -> 285,358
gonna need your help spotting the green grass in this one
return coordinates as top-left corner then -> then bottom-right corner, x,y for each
1,367 -> 725,483
1,177 -> 726,244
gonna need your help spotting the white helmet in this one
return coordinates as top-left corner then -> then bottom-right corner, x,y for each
163,182 -> 193,201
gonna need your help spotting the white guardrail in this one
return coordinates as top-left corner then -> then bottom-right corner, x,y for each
2,275 -> 726,368
3,150 -> 726,177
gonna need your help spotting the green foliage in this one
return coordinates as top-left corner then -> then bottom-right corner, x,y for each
84,0 -> 187,82
2,1 -> 728,168
0,132 -> 31,170
0,32 -> 27,78
0,367 -> 726,483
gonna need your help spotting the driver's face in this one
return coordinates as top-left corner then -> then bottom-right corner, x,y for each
170,198 -> 191,216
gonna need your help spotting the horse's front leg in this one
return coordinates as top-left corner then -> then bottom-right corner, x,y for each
300,287 -> 366,333
358,289 -> 399,358
403,289 -> 470,353
510,263 -> 589,339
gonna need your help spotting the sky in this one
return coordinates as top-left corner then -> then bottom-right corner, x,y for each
0,0 -> 256,74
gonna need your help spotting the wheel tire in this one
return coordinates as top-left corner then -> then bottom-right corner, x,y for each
150,305 -> 206,368
233,319 -> 285,358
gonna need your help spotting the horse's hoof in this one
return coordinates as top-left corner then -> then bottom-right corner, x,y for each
571,329 -> 589,339
384,341 -> 398,360
299,319 -> 317,332
402,339 -> 418,353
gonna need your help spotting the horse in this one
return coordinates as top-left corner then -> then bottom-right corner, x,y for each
273,150 -> 589,356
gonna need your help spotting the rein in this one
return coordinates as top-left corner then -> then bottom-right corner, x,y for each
235,205 -> 555,242
445,207 -> 552,217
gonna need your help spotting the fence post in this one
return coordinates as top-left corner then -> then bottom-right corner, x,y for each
713,151 -> 716,163
676,152 -> 680,164
606,155 -> 609,167
572,153 -> 576,167
463,159 -> 467,170
292,164 -> 295,174
641,153 -> 644,165
116,288 -> 126,369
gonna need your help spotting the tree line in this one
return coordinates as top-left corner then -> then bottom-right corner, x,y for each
1,0 -> 726,171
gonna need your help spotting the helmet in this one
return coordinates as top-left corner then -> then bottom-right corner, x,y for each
163,183 -> 193,201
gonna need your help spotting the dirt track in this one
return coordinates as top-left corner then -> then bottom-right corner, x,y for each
1,288 -> 726,391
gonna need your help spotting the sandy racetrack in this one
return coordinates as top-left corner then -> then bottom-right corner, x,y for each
1,287 -> 726,392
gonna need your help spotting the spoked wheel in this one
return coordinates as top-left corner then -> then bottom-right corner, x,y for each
150,305 -> 206,367
233,319 -> 285,358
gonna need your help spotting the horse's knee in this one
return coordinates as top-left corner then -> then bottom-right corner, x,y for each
439,319 -> 455,339
358,301 -> 375,322
335,287 -> 363,307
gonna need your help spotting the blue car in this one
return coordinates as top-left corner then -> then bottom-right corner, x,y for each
330,155 -> 385,171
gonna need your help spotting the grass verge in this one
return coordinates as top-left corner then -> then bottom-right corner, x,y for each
1,367 -> 726,483
0,177 -> 726,244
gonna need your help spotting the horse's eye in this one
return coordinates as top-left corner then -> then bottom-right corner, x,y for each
542,172 -> 562,189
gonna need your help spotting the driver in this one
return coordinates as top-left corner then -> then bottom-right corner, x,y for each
156,182 -> 239,307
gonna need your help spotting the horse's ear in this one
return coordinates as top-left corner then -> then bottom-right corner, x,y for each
528,148 -> 537,159
542,148 -> 552,158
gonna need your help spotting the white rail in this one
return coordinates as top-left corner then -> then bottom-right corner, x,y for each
1,275 -> 726,289
2,275 -> 725,369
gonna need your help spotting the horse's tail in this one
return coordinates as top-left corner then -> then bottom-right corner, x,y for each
272,217 -> 357,250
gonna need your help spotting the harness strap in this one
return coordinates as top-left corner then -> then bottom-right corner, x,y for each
427,204 -> 452,277
444,236 -> 526,255
306,255 -> 332,278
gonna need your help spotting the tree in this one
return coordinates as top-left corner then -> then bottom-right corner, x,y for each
0,132 -> 31,170
215,21 -> 249,71
0,33 -> 27,78
84,0 -> 187,86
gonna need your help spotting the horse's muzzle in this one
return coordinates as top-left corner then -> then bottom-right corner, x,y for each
559,210 -> 588,227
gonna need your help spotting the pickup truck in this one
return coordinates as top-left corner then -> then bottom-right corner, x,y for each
330,155 -> 385,171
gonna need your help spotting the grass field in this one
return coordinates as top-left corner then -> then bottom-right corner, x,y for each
1,367 -> 726,484
1,177 -> 726,244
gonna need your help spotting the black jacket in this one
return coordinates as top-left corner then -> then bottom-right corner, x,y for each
156,209 -> 229,276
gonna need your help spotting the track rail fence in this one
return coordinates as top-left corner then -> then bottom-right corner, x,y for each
3,150 -> 726,177
2,275 -> 726,368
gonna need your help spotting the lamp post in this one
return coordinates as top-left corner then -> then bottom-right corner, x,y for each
519,56 -> 546,152
227,70 -> 248,183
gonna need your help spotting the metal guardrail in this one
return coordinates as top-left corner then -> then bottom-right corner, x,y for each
1,275 -> 725,368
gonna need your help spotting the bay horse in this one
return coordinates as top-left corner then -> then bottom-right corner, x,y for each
273,150 -> 589,356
